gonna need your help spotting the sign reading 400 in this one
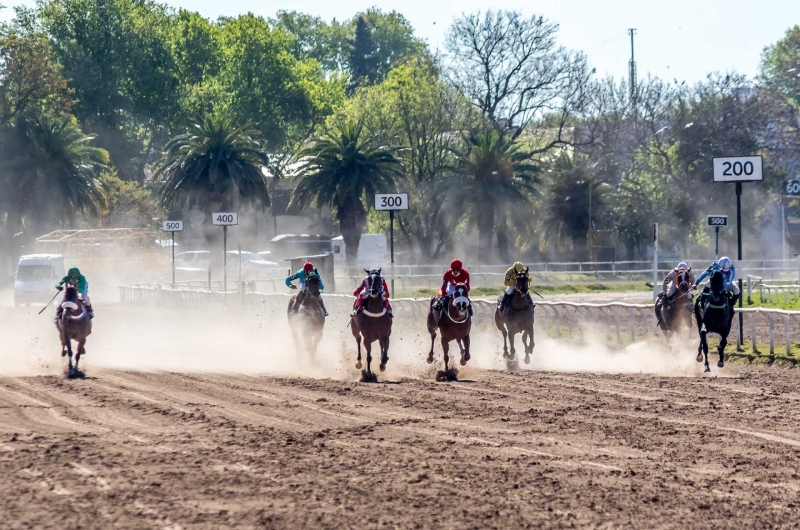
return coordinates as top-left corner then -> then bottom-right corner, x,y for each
211,212 -> 238,226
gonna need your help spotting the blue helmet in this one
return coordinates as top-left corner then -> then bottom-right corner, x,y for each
368,267 -> 380,275
677,261 -> 689,270
718,257 -> 732,271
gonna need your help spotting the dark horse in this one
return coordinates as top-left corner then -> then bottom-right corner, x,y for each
426,283 -> 471,380
287,274 -> 326,358
55,285 -> 92,377
350,269 -> 392,380
694,270 -> 733,372
494,268 -> 535,364
657,269 -> 694,336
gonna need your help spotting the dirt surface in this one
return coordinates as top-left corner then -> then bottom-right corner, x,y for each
1,366 -> 799,529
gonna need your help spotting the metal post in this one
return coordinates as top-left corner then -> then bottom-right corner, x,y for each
171,231 -> 175,288
736,183 -> 743,349
782,201 -> 787,261
653,223 -> 658,302
238,244 -> 242,298
390,210 -> 395,295
715,226 -> 719,259
223,225 -> 228,293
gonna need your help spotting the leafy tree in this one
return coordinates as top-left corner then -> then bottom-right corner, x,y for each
352,9 -> 424,84
271,10 -> 349,72
454,128 -> 539,263
98,171 -> 163,228
156,113 -> 270,238
291,120 -> 403,266
760,25 -> 800,110
347,16 -> 380,93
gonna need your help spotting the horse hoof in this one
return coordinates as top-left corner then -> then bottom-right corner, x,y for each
704,366 -> 711,373
696,353 -> 704,363
524,354 -> 531,365
426,354 -> 434,365
717,360 -> 724,368
355,361 -> 362,370
460,357 -> 467,367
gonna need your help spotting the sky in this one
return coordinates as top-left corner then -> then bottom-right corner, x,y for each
2,0 -> 799,84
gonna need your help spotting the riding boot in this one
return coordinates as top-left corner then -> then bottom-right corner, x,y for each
318,296 -> 329,317
467,304 -> 474,317
497,293 -> 508,310
85,303 -> 94,319
526,293 -> 535,308
730,293 -> 740,307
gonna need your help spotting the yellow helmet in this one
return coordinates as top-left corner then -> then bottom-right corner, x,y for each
513,261 -> 525,273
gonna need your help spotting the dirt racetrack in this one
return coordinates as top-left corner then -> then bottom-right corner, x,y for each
1,365 -> 800,529
2,293 -> 800,528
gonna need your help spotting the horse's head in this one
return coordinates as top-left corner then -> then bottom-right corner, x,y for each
63,285 -> 79,303
305,274 -> 321,298
364,268 -> 383,297
676,268 -> 691,294
709,270 -> 726,302
451,283 -> 470,312
515,268 -> 530,295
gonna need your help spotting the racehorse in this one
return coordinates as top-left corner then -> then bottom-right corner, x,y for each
350,269 -> 392,380
287,274 -> 325,358
55,285 -> 92,377
426,283 -> 471,380
694,270 -> 733,372
658,269 -> 694,336
494,268 -> 535,364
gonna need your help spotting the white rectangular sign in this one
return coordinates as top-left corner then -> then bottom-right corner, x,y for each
211,212 -> 238,226
712,156 -> 763,182
162,220 -> 184,232
375,193 -> 409,211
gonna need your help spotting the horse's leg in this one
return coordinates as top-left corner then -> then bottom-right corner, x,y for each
354,332 -> 363,370
523,329 -> 533,364
718,334 -> 727,369
379,336 -> 390,372
496,311 -> 509,358
64,331 -> 73,373
76,339 -> 86,372
365,341 -> 373,375
456,338 -> 465,356
460,335 -> 471,366
700,329 -> 710,373
442,339 -> 450,371
508,330 -> 517,360
427,331 -> 436,364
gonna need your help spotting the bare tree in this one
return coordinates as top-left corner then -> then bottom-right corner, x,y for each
444,10 -> 592,144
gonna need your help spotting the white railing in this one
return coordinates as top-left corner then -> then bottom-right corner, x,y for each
118,284 -> 800,361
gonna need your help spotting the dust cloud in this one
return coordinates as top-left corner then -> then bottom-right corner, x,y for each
0,290 -> 711,380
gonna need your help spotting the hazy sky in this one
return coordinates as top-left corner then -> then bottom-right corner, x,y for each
3,0 -> 799,84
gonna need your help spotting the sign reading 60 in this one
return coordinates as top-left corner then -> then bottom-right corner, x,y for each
785,180 -> 800,197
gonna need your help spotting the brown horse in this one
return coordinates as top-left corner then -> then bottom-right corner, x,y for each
657,269 -> 694,336
350,269 -> 392,380
494,268 -> 535,364
55,285 -> 92,377
287,274 -> 325,359
426,283 -> 471,380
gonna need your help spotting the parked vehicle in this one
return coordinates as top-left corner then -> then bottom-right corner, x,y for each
14,254 -> 66,306
174,250 -> 281,277
333,234 -> 388,273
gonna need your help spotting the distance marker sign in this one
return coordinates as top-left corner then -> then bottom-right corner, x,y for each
707,215 -> 728,227
162,220 -> 184,232
211,212 -> 238,226
375,193 -> 409,211
712,156 -> 763,183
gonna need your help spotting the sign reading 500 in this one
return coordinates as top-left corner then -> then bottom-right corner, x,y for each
211,212 -> 238,226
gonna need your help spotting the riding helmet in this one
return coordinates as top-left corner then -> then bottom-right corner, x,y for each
513,261 -> 525,273
718,257 -> 731,271
450,258 -> 463,271
303,261 -> 314,272
677,261 -> 689,270
68,267 -> 81,277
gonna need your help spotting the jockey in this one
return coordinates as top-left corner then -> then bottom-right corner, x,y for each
286,261 -> 328,316
694,256 -> 740,304
498,261 -> 534,310
655,261 -> 694,330
56,266 -> 93,318
439,258 -> 473,316
352,268 -> 393,318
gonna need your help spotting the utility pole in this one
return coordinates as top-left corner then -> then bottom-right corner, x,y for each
628,28 -> 637,106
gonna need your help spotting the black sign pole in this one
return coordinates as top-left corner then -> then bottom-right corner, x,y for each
223,225 -> 228,294
715,226 -> 719,259
172,231 -> 176,288
736,182 -> 743,350
390,210 -> 395,295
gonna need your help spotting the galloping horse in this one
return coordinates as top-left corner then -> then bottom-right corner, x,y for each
694,270 -> 733,372
658,269 -> 694,336
287,274 -> 326,358
426,283 -> 471,380
55,285 -> 92,377
494,268 -> 535,364
350,269 -> 392,379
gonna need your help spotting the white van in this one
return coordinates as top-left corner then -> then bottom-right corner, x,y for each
14,254 -> 66,307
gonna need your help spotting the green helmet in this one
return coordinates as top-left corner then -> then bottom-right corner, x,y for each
68,267 -> 81,277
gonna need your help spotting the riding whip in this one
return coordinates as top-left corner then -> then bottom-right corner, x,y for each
531,288 -> 545,300
38,289 -> 62,315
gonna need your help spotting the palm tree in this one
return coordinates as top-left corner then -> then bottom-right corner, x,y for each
455,128 -> 539,263
291,120 -> 403,266
11,115 -> 109,230
157,113 -> 270,229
